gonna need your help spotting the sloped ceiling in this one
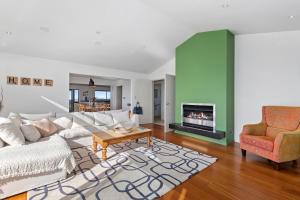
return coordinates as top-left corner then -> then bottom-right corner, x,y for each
0,0 -> 299,73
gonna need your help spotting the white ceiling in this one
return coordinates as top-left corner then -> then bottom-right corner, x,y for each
0,0 -> 299,73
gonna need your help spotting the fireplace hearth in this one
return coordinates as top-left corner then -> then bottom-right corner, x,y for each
182,103 -> 215,132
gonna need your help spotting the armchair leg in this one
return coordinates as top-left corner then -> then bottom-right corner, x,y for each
273,162 -> 280,170
241,149 -> 246,157
292,160 -> 297,167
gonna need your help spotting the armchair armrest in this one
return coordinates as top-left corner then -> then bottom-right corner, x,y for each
273,130 -> 300,162
241,122 -> 267,136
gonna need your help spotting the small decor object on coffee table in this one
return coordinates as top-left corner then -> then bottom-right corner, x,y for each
92,127 -> 152,160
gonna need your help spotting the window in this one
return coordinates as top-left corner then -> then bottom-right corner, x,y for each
69,89 -> 79,102
95,90 -> 111,100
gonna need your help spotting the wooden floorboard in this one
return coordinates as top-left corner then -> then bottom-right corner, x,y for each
7,124 -> 300,200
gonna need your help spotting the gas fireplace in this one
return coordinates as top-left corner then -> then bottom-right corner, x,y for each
181,103 -> 215,132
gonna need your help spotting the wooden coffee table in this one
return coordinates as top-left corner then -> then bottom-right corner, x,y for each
92,127 -> 152,160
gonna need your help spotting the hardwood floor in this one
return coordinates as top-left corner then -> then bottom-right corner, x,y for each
7,124 -> 300,200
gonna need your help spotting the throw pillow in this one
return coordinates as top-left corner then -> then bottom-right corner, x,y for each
111,111 -> 130,123
8,112 -> 22,127
20,124 -> 41,142
58,127 -> 91,139
31,118 -> 58,137
93,112 -> 114,126
19,112 -> 55,121
52,117 -> 73,130
0,120 -> 25,146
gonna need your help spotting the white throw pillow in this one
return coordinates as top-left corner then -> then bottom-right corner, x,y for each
0,120 -> 25,146
8,113 -> 22,127
53,117 -> 73,130
59,127 -> 91,139
19,112 -> 55,121
111,111 -> 130,123
20,124 -> 41,142
0,138 -> 4,148
93,112 -> 114,126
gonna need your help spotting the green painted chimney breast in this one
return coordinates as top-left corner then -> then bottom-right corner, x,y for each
175,30 -> 234,145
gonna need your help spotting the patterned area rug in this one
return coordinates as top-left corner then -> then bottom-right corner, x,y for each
28,138 -> 217,200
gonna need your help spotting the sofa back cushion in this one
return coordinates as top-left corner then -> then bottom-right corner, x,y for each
111,111 -> 130,124
93,112 -> 114,126
263,106 -> 300,137
19,112 -> 55,121
72,112 -> 95,127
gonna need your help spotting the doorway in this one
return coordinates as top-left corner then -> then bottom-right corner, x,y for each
116,86 -> 123,110
153,80 -> 164,126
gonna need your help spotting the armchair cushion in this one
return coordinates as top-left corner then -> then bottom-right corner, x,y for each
241,135 -> 274,152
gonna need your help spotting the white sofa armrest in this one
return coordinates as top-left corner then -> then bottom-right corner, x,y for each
130,114 -> 139,126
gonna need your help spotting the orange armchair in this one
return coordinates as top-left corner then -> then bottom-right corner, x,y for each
240,106 -> 300,169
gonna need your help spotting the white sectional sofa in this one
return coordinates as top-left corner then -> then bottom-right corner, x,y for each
0,110 -> 139,199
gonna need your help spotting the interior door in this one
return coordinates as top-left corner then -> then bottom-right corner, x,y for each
116,86 -> 123,110
164,75 -> 176,133
131,79 -> 153,124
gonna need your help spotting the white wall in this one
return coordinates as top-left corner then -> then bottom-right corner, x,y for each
148,58 -> 175,80
0,53 -> 146,117
131,79 -> 153,124
235,30 -> 300,142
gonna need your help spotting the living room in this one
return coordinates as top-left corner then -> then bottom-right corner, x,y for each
0,0 -> 300,200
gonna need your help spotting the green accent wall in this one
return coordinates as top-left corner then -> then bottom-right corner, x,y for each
175,30 -> 234,145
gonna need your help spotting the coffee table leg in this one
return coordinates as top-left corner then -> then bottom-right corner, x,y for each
102,143 -> 108,161
147,136 -> 152,147
92,137 -> 97,153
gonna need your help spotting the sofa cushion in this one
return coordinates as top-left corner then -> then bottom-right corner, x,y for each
53,117 -> 73,130
19,112 -> 55,121
264,106 -> 300,131
20,124 -> 41,142
31,119 -> 58,137
93,112 -> 114,126
72,112 -> 95,128
0,119 -> 25,146
241,135 -> 274,152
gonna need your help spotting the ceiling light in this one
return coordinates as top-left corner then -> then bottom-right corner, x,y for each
88,78 -> 95,87
40,26 -> 50,32
221,0 -> 230,8
289,15 -> 295,20
94,41 -> 101,46
221,3 -> 230,8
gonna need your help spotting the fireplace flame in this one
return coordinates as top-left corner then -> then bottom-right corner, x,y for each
187,112 -> 209,120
